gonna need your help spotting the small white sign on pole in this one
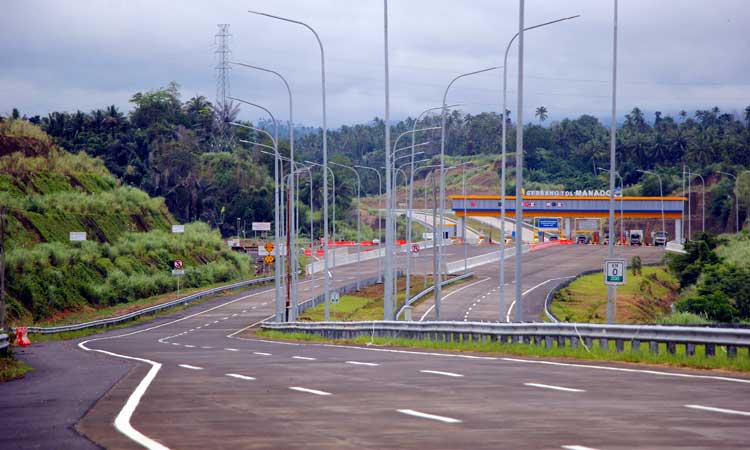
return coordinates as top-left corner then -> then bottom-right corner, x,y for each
331,292 -> 340,304
604,259 -> 626,286
69,232 -> 87,242
252,222 -> 271,231
172,269 -> 185,276
172,224 -> 185,233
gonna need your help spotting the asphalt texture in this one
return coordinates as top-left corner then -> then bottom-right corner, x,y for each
6,243 -> 750,450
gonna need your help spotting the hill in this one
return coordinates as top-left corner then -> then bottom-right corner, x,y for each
0,119 -> 252,323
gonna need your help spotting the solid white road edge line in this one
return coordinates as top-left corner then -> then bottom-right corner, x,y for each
524,382 -> 585,393
684,404 -> 750,416
420,369 -> 464,378
289,386 -> 331,396
345,361 -> 380,366
397,409 -> 462,424
226,373 -> 256,381
179,364 -> 203,370
76,283 -> 292,449
420,277 -> 492,321
507,276 -> 576,322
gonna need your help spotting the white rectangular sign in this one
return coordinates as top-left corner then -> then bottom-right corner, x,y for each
171,224 -> 185,233
172,269 -> 185,276
331,292 -> 340,304
252,222 -> 271,231
69,232 -> 87,241
604,259 -> 626,286
422,232 -> 434,240
258,245 -> 285,256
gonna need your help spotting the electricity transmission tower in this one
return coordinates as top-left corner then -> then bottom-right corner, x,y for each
214,24 -> 237,151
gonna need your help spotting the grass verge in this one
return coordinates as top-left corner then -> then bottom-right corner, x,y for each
256,329 -> 750,373
0,355 -> 34,382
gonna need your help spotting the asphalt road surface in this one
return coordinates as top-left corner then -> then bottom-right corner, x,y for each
6,244 -> 750,450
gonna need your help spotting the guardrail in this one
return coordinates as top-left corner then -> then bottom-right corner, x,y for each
294,272 -> 396,317
20,276 -> 274,335
0,333 -> 8,351
262,321 -> 750,358
395,272 -> 474,319
445,244 -> 529,274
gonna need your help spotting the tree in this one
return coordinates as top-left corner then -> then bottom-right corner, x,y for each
535,106 -> 548,124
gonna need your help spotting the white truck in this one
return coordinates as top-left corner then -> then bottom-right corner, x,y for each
629,229 -> 644,246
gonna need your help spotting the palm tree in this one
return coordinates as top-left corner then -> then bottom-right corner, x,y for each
535,106 -> 548,124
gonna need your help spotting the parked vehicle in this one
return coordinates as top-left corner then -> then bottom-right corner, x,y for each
629,229 -> 644,246
652,231 -> 668,246
576,235 -> 588,244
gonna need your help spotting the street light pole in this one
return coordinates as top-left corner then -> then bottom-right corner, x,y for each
248,9 -> 331,321
599,167 -> 624,247
718,171 -> 739,233
605,0 -> 619,324
330,161 -> 361,290
498,13 -> 580,321
514,0 -> 526,323
227,101 -> 282,321
692,172 -> 706,234
436,66 -> 500,319
354,165 -> 383,281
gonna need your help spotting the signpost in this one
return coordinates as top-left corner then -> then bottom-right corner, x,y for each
252,222 -> 271,231
331,291 -> 340,321
69,232 -> 87,242
604,259 -> 625,285
537,218 -> 560,230
173,259 -> 185,294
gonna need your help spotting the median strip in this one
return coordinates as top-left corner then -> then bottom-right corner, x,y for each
685,404 -> 750,417
289,386 -> 331,396
524,382 -> 585,393
397,409 -> 462,424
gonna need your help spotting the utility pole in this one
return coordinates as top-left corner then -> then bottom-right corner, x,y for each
214,24 -> 234,151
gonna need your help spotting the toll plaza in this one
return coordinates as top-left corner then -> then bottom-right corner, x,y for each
451,190 -> 686,244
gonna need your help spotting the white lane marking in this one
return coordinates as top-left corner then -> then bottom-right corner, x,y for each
562,446 -> 599,450
289,386 -> 331,396
188,329 -> 194,332
77,282 -> 295,449
397,409 -> 462,424
201,346 -> 212,349
345,361 -> 380,367
420,369 -> 464,378
502,357 -> 750,385
179,364 -> 203,370
232,313 -> 239,317
420,277 -> 492,321
685,404 -> 750,417
183,344 -> 195,348
204,323 -> 211,327
171,343 -> 180,346
226,373 -> 256,381
253,352 -> 272,356
506,276 -> 576,322
292,356 -> 317,361
222,317 -> 229,320
524,382 -> 585,393
224,348 -> 239,352
226,315 -> 277,338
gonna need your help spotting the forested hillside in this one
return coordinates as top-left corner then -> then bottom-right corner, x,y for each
0,120 -> 251,323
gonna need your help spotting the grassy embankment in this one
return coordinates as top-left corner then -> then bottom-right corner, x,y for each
257,329 -> 750,372
299,275 -> 435,321
0,354 -> 33,382
550,266 -> 680,323
0,119 -> 254,326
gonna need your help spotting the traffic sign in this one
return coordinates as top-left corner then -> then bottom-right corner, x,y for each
264,255 -> 275,264
604,259 -> 626,285
173,259 -> 184,270
537,218 -> 560,230
411,244 -> 420,253
69,231 -> 87,241
171,224 -> 185,233
172,269 -> 185,276
264,242 -> 275,253
331,292 -> 340,304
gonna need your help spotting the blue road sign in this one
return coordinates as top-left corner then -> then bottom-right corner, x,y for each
537,218 -> 560,229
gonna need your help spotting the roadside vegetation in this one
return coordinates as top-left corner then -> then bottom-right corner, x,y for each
257,330 -> 750,373
1,121 -> 254,325
0,354 -> 33,382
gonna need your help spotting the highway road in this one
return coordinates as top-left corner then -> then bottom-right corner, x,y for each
5,244 -> 750,450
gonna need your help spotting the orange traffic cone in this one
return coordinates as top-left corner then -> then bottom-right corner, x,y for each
14,327 -> 31,347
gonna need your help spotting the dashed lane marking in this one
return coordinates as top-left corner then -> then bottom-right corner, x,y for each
524,382 -> 585,393
292,356 -> 317,361
684,404 -> 750,417
253,352 -> 272,356
224,348 -> 239,352
226,373 -> 256,381
420,370 -> 464,378
397,409 -> 462,424
289,386 -> 331,396
345,361 -> 380,367
183,345 -> 195,348
178,364 -> 203,370
562,446 -> 599,450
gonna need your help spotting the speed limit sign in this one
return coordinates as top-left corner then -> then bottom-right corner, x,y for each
604,259 -> 625,286
174,259 -> 184,270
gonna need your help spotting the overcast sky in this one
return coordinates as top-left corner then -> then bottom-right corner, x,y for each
2,0 -> 748,128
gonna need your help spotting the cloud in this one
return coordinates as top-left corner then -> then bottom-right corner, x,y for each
1,0 -> 748,126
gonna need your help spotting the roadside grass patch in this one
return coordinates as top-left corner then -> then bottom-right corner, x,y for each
0,356 -> 34,382
551,266 -> 678,323
257,329 -> 750,373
